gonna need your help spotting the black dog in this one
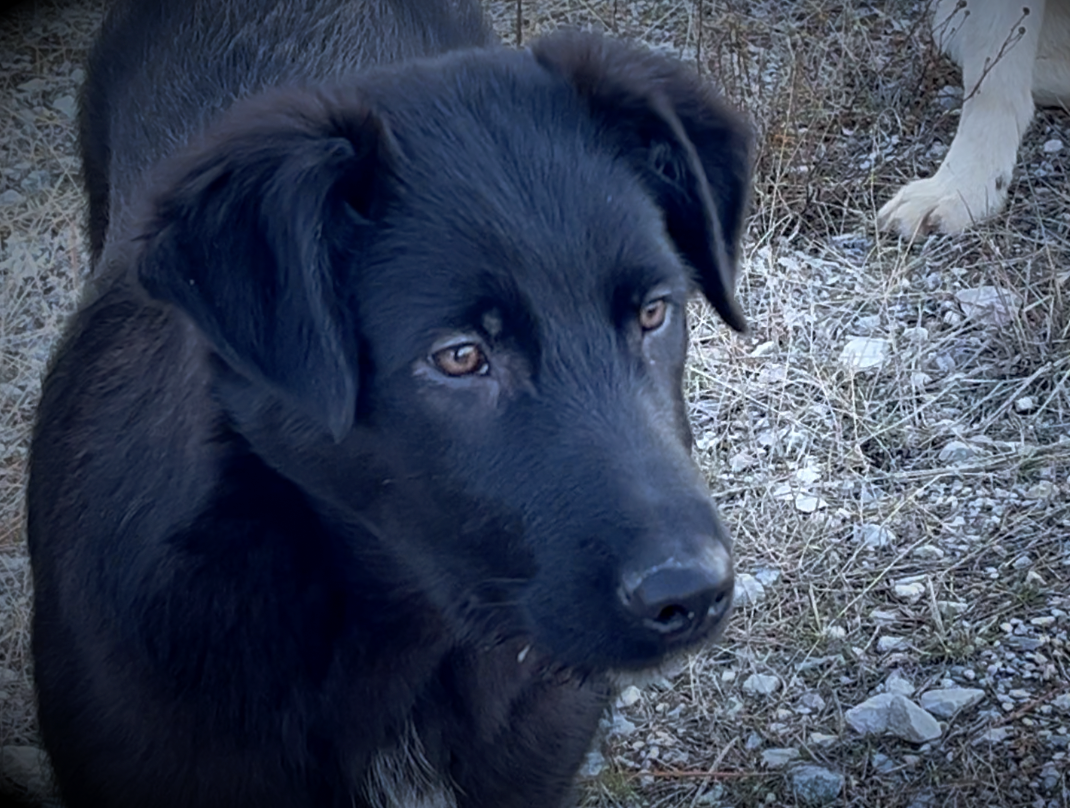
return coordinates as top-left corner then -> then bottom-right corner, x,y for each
28,0 -> 752,806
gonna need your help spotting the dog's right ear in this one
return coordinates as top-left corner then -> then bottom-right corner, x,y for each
533,32 -> 753,333
137,88 -> 396,441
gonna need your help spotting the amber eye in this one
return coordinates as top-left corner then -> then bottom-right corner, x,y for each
432,343 -> 488,376
639,298 -> 668,331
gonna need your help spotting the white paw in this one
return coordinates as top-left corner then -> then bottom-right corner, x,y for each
877,170 -> 1009,238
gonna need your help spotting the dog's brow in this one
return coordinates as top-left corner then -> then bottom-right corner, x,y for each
482,309 -> 503,337
610,262 -> 685,303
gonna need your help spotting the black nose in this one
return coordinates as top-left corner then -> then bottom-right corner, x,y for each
619,545 -> 733,642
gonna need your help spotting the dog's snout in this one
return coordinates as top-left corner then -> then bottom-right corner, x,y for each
620,542 -> 733,642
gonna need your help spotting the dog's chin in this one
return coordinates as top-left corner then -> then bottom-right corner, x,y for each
607,634 -> 725,683
603,625 -> 731,693
515,617 -> 730,683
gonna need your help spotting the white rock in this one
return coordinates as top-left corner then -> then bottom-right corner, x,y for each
955,286 -> 1023,326
896,572 -> 926,584
1014,396 -> 1035,413
617,685 -> 641,708
742,674 -> 780,696
870,752 -> 895,773
919,688 -> 985,718
809,732 -> 838,747
846,693 -> 898,734
17,78 -> 48,92
893,582 -> 925,603
938,440 -> 976,463
910,371 -> 932,388
757,364 -> 788,384
1012,554 -> 1033,569
756,428 -> 780,447
750,341 -> 776,357
1043,138 -> 1064,153
771,482 -> 794,501
855,523 -> 895,548
885,670 -> 915,696
1026,481 -> 1055,500
912,544 -> 944,560
846,694 -> 941,742
974,726 -> 1011,743
794,494 -> 828,513
937,600 -> 968,616
858,485 -> 882,505
52,94 -> 76,117
857,314 -> 882,331
798,692 -> 827,712
579,747 -> 606,777
877,635 -> 909,653
609,714 -> 636,737
902,326 -> 929,342
839,337 -> 891,370
695,786 -> 725,805
935,84 -> 962,109
934,353 -> 958,376
887,695 -> 942,742
870,609 -> 899,624
754,567 -> 781,586
729,450 -> 758,473
734,573 -> 766,606
791,764 -> 844,805
1025,570 -> 1045,587
761,747 -> 800,768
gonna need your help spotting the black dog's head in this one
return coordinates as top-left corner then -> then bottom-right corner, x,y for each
134,32 -> 752,672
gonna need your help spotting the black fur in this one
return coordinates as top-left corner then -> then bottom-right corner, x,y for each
30,1 -> 753,806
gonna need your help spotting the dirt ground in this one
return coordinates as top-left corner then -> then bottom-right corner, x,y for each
1,1 -> 1068,806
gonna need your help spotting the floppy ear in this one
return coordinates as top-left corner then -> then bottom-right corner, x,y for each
532,32 -> 753,333
137,87 -> 395,440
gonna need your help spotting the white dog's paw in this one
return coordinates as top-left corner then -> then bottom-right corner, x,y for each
878,170 -> 1009,238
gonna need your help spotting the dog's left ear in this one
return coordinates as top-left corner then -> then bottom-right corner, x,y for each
533,32 -> 752,333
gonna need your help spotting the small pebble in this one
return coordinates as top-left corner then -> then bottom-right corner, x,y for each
893,582 -> 925,603
742,674 -> 780,696
761,747 -> 800,768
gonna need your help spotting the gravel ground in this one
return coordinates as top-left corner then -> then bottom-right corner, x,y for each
1,1 -> 1069,806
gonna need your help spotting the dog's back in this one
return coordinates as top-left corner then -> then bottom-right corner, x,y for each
79,0 -> 492,261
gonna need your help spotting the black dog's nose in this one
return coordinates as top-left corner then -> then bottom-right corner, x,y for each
620,545 -> 733,641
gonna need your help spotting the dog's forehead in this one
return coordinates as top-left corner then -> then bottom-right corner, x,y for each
351,50 -> 696,367
363,163 -> 685,327
365,58 -> 688,292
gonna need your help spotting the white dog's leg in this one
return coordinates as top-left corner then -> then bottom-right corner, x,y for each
1034,0 -> 1070,106
879,0 -> 1043,237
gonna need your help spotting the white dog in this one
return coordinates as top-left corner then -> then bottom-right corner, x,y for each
879,0 -> 1070,237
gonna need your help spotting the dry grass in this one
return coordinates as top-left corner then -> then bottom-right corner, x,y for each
2,0 -> 1069,806
0,0 -> 102,760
